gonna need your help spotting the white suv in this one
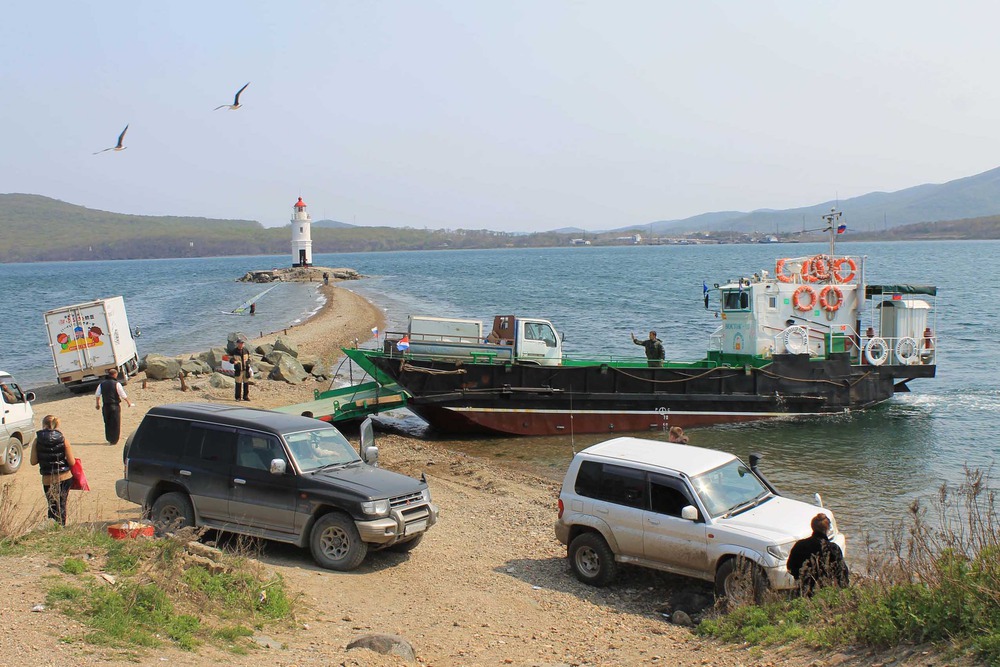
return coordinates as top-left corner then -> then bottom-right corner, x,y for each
554,437 -> 846,599
0,371 -> 36,475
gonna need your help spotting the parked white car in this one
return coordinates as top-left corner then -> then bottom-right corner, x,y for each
0,372 -> 36,475
554,437 -> 846,599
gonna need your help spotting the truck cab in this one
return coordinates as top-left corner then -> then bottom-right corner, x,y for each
0,372 -> 36,475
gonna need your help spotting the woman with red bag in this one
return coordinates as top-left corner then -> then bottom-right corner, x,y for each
30,415 -> 76,526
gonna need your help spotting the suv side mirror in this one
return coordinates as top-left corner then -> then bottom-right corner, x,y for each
359,417 -> 378,467
681,505 -> 699,521
270,459 -> 287,475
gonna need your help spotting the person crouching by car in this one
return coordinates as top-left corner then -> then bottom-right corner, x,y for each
787,513 -> 849,596
30,415 -> 76,526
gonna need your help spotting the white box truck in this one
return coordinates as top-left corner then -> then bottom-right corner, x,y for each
44,296 -> 140,393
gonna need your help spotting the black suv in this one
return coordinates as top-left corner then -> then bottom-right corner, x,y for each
116,403 -> 438,571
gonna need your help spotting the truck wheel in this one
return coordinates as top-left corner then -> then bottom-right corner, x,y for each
715,557 -> 768,605
387,534 -> 423,553
1,437 -> 23,475
568,532 -> 618,587
310,513 -> 368,571
151,492 -> 195,535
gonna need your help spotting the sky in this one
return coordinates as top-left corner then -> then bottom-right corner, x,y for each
4,1 -> 1000,232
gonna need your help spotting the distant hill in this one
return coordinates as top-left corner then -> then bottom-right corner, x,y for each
311,219 -> 355,229
549,226 -> 590,234
620,166 -> 1000,234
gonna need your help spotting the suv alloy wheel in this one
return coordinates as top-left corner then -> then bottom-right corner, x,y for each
310,512 -> 368,571
568,532 -> 618,586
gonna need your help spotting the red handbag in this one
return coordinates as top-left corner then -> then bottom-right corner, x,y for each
70,458 -> 90,491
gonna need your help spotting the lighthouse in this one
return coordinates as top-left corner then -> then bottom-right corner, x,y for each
290,197 -> 313,267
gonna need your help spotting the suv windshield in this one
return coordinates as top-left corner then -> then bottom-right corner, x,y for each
284,427 -> 360,472
690,459 -> 770,518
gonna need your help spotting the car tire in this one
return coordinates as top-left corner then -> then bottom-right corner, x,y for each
150,492 -> 195,535
715,556 -> 768,605
310,512 -> 368,571
568,532 -> 618,587
386,534 -> 423,553
1,437 -> 23,475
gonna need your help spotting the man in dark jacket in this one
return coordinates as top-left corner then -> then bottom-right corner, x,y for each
787,513 -> 850,596
95,369 -> 134,445
231,338 -> 252,402
631,330 -> 665,367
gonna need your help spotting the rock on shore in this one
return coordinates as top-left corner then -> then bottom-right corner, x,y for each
239,265 -> 362,283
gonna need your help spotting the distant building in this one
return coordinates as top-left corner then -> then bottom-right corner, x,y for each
290,197 -> 313,267
570,238 -> 592,246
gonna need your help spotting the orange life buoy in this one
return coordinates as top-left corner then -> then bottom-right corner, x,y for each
833,257 -> 857,283
800,257 -> 818,283
819,285 -> 844,312
810,254 -> 832,281
775,258 -> 794,283
793,285 -> 817,311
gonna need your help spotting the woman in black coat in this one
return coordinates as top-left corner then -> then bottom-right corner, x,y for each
30,415 -> 76,526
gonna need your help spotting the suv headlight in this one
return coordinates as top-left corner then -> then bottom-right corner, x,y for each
421,487 -> 431,503
767,541 -> 795,561
361,499 -> 390,517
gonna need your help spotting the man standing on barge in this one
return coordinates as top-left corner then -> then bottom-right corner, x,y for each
631,330 -> 665,367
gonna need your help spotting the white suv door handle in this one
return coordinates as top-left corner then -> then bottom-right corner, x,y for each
233,478 -> 246,485
647,517 -> 661,526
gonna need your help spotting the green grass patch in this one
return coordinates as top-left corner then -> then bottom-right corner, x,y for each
18,526 -> 296,656
61,558 -> 87,575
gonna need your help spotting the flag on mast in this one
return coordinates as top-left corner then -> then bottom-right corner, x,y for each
371,327 -> 379,338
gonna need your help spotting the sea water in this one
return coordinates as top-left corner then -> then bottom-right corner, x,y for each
2,241 -> 997,540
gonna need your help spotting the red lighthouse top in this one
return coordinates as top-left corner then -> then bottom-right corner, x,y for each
294,197 -> 307,208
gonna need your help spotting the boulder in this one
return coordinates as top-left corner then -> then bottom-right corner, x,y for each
144,354 -> 182,380
297,353 -> 320,372
209,373 -> 235,389
226,332 -> 249,355
272,336 -> 298,357
269,355 -> 309,384
331,268 -> 361,280
254,361 -> 275,378
265,350 -> 290,366
180,360 -> 212,376
346,634 -> 415,662
205,347 -> 228,371
254,343 -> 274,357
309,360 -> 329,379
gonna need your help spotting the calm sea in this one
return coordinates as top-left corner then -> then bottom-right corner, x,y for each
2,240 -> 997,541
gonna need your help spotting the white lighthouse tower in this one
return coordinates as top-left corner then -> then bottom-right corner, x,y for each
290,197 -> 313,267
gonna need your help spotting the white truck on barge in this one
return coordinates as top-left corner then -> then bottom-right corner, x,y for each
387,315 -> 563,366
44,296 -> 140,393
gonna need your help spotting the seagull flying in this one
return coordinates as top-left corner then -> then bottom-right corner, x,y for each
214,82 -> 250,110
93,124 -> 129,155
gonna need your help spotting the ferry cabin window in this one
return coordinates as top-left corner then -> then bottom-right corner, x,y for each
722,290 -> 751,311
524,322 -> 558,347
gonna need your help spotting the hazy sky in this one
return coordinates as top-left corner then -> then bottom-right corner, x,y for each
4,2 -> 1000,232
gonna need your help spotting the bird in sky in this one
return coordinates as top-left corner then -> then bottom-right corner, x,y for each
214,82 -> 250,110
93,124 -> 129,155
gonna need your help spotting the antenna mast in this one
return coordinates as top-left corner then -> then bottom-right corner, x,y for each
821,208 -> 841,257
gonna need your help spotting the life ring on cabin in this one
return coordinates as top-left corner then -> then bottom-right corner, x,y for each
833,257 -> 857,283
775,258 -> 794,283
799,257 -> 819,283
819,286 -> 844,312
782,326 -> 810,355
793,285 -> 817,311
809,254 -> 832,281
895,336 -> 919,365
865,337 -> 889,366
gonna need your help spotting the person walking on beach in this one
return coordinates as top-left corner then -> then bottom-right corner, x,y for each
786,513 -> 849,596
632,330 -> 665,367
232,338 -> 252,402
29,415 -> 76,526
95,368 -> 134,445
